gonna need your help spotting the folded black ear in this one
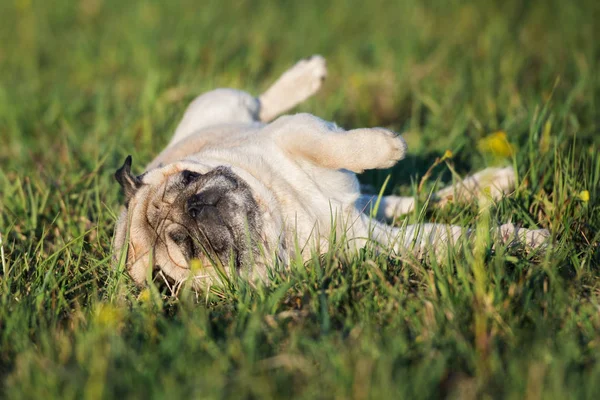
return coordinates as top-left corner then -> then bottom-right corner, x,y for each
115,155 -> 142,205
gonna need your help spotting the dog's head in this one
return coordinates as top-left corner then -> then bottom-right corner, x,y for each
112,156 -> 263,288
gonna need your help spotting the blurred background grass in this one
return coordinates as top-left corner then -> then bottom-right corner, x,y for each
1,0 -> 599,398
1,0 -> 597,169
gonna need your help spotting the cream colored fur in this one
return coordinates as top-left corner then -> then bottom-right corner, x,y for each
113,55 -> 549,290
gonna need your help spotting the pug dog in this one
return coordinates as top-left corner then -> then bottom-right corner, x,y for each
113,55 -> 549,291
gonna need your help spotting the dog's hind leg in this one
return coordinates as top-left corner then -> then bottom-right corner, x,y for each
169,89 -> 262,147
258,55 -> 327,122
168,55 -> 326,146
350,214 -> 549,260
349,217 -> 466,259
357,167 -> 517,220
356,194 -> 416,220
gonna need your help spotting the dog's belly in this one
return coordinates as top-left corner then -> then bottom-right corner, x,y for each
147,123 -> 265,170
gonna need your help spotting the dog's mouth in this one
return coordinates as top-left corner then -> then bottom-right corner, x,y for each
150,165 -> 261,277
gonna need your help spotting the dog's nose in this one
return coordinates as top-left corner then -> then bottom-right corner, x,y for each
186,190 -> 222,218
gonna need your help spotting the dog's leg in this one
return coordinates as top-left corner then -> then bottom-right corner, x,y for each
168,55 -> 326,146
433,167 -> 516,206
271,113 -> 406,173
356,194 -> 416,220
348,217 -> 466,259
351,215 -> 549,259
259,55 -> 327,122
169,88 -> 262,147
357,167 -> 517,220
377,222 -> 466,259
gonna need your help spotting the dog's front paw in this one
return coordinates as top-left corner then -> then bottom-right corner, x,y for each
345,127 -> 407,172
371,128 -> 407,169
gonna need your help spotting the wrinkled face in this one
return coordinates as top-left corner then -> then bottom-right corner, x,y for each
113,157 -> 261,288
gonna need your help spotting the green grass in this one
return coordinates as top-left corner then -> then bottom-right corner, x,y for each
1,0 -> 599,398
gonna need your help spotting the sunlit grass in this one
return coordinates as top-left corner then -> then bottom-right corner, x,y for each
1,0 -> 599,398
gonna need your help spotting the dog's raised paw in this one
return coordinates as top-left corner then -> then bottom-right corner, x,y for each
285,55 -> 327,96
259,55 -> 328,121
371,128 -> 407,169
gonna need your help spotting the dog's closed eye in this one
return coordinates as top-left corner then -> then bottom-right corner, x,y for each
169,231 -> 195,258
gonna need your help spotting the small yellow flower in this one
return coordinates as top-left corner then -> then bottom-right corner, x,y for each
93,303 -> 123,330
442,149 -> 453,160
137,288 -> 151,303
190,258 -> 204,274
579,190 -> 590,202
478,131 -> 514,158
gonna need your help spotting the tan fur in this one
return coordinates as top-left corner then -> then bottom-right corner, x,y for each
113,55 -> 549,291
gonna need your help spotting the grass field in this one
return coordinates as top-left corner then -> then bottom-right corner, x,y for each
1,0 -> 599,398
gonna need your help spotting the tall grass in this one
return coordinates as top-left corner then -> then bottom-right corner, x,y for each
1,0 -> 599,398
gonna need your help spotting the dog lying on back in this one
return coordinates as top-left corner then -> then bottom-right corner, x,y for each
113,56 -> 548,290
